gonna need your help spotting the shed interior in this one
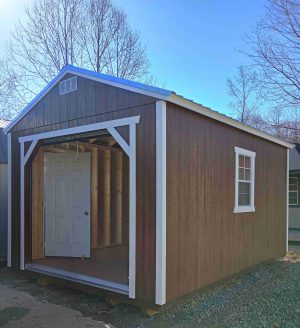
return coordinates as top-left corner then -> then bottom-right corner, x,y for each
28,131 -> 129,286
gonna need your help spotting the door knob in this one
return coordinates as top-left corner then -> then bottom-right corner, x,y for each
84,211 -> 89,216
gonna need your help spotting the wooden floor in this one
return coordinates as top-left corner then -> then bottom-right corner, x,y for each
32,245 -> 129,284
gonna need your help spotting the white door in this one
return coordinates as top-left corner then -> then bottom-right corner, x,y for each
44,152 -> 91,257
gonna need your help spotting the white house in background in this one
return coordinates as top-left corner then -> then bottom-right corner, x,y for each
0,119 -> 9,262
289,144 -> 300,248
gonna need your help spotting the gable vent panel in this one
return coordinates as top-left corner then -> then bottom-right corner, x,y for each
59,76 -> 77,95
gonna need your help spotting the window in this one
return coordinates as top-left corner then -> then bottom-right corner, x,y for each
234,147 -> 256,213
289,177 -> 298,206
59,76 -> 77,95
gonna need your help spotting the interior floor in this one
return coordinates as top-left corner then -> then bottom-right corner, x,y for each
32,244 -> 129,285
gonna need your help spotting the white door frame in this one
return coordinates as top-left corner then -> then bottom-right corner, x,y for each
19,115 -> 140,299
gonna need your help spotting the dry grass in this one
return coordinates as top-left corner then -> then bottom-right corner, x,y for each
280,251 -> 300,263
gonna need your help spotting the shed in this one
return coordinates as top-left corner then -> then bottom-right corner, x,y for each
4,65 -> 293,307
288,144 -> 300,244
0,119 -> 9,262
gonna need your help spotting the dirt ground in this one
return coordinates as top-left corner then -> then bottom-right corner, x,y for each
0,252 -> 299,328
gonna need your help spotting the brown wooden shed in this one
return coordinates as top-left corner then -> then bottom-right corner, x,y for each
4,65 -> 293,308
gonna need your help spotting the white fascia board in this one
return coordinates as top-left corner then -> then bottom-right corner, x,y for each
166,94 -> 294,149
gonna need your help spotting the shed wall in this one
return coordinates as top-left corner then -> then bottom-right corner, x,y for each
166,103 -> 287,302
10,75 -> 157,303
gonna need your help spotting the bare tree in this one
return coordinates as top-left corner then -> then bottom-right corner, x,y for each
0,59 -> 19,119
227,66 -> 264,124
0,0 -> 150,117
227,65 -> 300,142
246,0 -> 300,108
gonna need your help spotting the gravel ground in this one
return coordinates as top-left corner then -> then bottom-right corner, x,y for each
0,252 -> 299,328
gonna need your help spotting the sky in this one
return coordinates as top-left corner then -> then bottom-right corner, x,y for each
0,0 -> 267,116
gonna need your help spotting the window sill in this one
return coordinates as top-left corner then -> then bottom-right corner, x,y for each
234,206 -> 255,213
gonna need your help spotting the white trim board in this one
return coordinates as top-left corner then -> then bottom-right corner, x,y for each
4,65 -> 293,150
155,100 -> 167,305
26,263 -> 129,295
287,149 -> 289,252
18,116 -> 139,299
7,133 -> 11,267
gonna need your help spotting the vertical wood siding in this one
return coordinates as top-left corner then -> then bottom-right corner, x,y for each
166,103 -> 287,302
10,76 -> 157,303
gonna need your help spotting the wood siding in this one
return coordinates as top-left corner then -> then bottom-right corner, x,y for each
10,75 -> 157,303
166,103 -> 287,302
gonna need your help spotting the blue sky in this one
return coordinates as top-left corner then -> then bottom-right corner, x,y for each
0,0 -> 267,116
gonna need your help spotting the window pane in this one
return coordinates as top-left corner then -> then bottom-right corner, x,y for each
239,182 -> 250,194
244,193 -> 250,205
238,193 -> 250,206
244,156 -> 251,168
245,169 -> 251,181
289,177 -> 297,184
239,155 -> 244,168
239,168 -> 244,180
289,194 -> 298,205
290,183 -> 298,191
238,193 -> 245,206
238,182 -> 251,206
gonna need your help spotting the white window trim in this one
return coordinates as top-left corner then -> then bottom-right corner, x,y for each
234,147 -> 256,213
288,176 -> 298,206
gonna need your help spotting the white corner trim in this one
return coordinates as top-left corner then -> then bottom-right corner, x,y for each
286,149 -> 289,253
167,94 -> 294,149
20,142 -> 25,270
155,100 -> 167,305
128,123 -> 137,299
7,133 -> 12,267
234,147 -> 256,214
18,117 -> 140,298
